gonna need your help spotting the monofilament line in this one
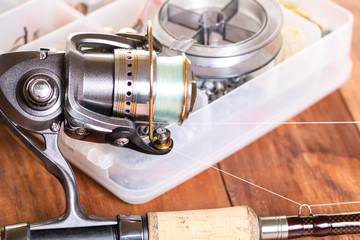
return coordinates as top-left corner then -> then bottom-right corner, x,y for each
310,201 -> 360,208
174,150 -> 303,207
175,150 -> 360,209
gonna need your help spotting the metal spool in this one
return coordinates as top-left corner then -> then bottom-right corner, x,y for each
71,31 -> 196,126
112,49 -> 195,124
144,0 -> 283,79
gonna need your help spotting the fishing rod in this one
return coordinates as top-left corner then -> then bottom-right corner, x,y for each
2,205 -> 360,239
0,22 -> 359,240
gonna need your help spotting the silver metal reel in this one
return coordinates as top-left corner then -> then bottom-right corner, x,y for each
0,24 -> 196,237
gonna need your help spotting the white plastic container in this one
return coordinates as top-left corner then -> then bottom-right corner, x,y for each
61,0 -> 115,13
18,18 -> 105,51
57,0 -> 354,204
0,0 -> 29,14
0,0 -> 82,52
87,0 -> 148,32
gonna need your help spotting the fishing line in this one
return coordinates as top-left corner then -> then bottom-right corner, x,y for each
173,149 -> 303,206
174,147 -> 360,209
154,55 -> 185,122
310,201 -> 360,208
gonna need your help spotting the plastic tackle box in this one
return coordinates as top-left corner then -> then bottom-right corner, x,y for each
1,0 -> 353,204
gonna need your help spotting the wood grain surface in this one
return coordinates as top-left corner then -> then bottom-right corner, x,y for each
0,1 -> 359,240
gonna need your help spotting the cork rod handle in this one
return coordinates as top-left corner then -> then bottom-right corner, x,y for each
147,206 -> 259,240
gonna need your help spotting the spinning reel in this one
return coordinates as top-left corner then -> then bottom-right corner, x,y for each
4,22 -> 196,155
0,22 -> 196,238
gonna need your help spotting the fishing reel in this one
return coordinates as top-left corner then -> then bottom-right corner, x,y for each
2,22 -> 196,156
0,22 -> 196,237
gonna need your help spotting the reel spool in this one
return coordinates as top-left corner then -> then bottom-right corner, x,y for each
144,0 -> 283,80
112,41 -> 195,125
64,22 -> 196,153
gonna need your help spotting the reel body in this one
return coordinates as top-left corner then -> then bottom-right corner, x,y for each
0,29 -> 196,156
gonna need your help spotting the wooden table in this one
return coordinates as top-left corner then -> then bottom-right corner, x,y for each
0,1 -> 359,239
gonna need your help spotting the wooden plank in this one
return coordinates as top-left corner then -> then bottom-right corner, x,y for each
220,91 -> 360,239
0,128 -> 64,225
337,0 -> 360,131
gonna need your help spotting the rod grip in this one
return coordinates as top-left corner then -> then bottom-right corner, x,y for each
147,206 -> 259,240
